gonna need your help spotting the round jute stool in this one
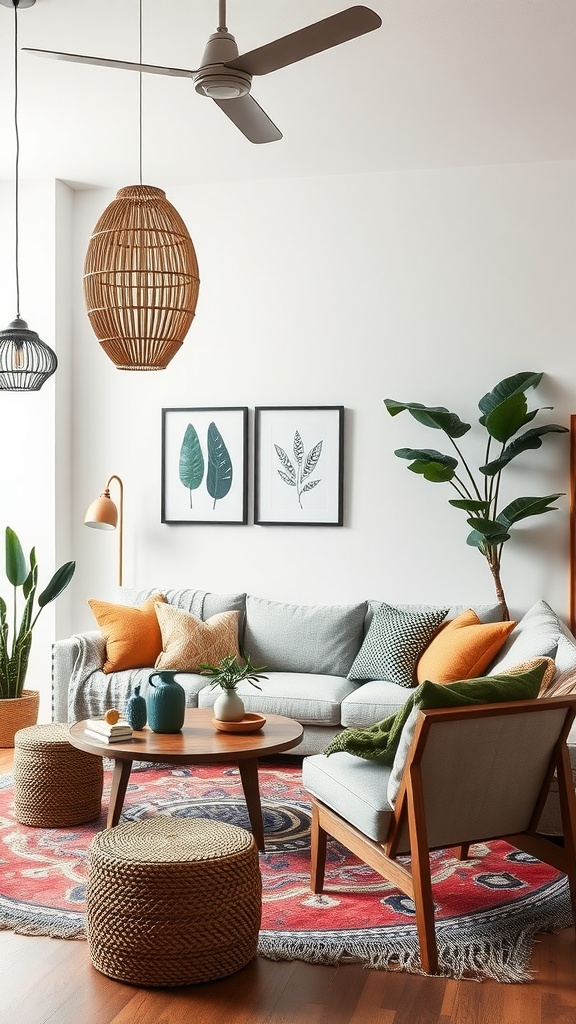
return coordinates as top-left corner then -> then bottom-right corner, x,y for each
86,815 -> 262,987
14,723 -> 103,827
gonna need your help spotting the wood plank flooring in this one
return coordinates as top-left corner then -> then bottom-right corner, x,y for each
1,749 -> 575,1024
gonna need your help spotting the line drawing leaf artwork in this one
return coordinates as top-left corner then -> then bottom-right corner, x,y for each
207,421 -> 233,509
179,423 -> 205,508
275,431 -> 323,509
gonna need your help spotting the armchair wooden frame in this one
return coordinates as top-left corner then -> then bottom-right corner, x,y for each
310,697 -> 576,975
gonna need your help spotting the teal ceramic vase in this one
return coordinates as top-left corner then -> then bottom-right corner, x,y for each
146,671 -> 186,733
125,684 -> 147,730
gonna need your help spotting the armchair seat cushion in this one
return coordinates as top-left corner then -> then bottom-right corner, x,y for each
303,752 -> 394,842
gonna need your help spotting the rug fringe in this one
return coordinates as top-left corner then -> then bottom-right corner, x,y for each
258,904 -> 573,984
0,908 -> 86,941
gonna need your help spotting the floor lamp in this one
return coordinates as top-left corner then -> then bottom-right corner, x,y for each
565,413 -> 569,634
84,475 -> 124,587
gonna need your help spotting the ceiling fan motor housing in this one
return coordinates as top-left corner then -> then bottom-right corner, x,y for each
194,29 -> 251,99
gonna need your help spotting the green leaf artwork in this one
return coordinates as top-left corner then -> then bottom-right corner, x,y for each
275,431 -> 323,509
179,424 -> 205,508
207,422 -> 233,509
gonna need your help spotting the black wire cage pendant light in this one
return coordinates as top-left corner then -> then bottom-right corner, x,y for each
0,0 -> 57,391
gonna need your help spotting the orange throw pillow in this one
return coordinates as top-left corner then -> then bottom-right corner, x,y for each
416,608 -> 517,684
88,594 -> 167,674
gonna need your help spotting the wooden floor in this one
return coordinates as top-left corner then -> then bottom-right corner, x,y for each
1,750 -> 575,1024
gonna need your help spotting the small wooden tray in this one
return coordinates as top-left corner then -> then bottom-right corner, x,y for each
212,713 -> 266,734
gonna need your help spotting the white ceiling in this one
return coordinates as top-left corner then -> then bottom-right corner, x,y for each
0,0 -> 575,189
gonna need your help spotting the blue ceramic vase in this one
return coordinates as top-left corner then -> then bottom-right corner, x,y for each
125,684 -> 147,730
146,671 -> 186,733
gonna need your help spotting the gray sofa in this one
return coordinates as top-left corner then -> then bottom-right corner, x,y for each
52,589 -> 576,762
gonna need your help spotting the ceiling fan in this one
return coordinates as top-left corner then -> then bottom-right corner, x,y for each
24,1 -> 382,144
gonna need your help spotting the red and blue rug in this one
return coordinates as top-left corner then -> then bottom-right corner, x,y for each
0,762 -> 572,982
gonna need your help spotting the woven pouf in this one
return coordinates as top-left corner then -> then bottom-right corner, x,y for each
14,723 -> 103,827
86,815 -> 262,987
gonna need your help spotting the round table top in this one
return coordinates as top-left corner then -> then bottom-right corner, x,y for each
69,707 -> 304,763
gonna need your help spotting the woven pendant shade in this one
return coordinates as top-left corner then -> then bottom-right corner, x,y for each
83,185 -> 200,371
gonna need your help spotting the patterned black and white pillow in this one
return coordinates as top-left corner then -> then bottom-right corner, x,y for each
347,602 -> 449,687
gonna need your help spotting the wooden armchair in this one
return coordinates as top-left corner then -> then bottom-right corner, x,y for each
303,697 -> 576,975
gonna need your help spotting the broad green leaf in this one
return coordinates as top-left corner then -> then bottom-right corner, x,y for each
484,392 -> 527,443
37,561 -> 76,608
480,424 -> 569,476
384,400 -> 471,438
496,494 -> 563,528
206,422 -> 233,507
408,461 -> 455,482
395,448 -> 458,469
449,499 -> 491,514
5,527 -> 27,587
394,447 -> 456,482
466,529 -> 487,551
179,424 -> 205,501
466,517 -> 511,543
478,372 -> 543,424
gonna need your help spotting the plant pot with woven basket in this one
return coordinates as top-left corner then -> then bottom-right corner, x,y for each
0,689 -> 40,748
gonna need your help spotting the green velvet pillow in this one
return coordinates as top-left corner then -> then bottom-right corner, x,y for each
323,660 -> 549,764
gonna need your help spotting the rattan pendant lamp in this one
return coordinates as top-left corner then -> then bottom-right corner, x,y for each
83,0 -> 199,371
0,0 -> 58,391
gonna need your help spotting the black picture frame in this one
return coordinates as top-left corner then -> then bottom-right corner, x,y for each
161,407 -> 248,524
254,406 -> 344,526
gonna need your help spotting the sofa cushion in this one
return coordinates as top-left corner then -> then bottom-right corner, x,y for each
302,752 -> 394,842
416,609 -> 516,684
488,600 -> 570,674
198,671 -> 356,726
553,631 -> 576,676
117,588 -> 247,640
88,594 -> 167,674
155,605 -> 240,672
348,602 -> 449,687
340,679 -> 411,727
362,600 -> 503,635
242,596 -> 366,676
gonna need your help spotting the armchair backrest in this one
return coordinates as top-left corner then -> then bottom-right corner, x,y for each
389,697 -> 576,856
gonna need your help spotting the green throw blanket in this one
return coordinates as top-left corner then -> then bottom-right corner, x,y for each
323,660 -> 548,765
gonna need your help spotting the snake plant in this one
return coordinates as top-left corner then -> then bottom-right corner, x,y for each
0,527 -> 76,699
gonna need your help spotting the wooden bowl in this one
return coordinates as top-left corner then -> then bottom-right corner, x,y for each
212,713 -> 266,734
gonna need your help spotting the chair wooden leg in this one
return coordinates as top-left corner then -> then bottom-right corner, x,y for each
311,802 -> 328,894
455,843 -> 470,860
407,764 -> 439,975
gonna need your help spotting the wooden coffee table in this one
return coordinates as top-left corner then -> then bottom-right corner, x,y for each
69,708 -> 303,850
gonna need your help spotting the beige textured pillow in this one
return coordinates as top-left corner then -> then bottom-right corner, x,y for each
155,603 -> 240,671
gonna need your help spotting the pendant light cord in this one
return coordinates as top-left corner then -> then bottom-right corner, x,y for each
138,0 -> 143,185
13,0 -> 21,318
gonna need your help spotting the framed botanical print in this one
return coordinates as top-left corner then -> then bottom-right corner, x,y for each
161,407 -> 248,524
254,406 -> 344,526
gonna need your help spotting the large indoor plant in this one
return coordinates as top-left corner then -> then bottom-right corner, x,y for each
384,372 -> 567,620
0,527 -> 75,745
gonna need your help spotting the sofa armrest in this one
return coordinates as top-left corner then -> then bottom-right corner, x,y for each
52,631 -> 106,723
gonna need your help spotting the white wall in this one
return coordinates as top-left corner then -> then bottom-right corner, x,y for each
0,180 -> 73,720
65,160 -> 576,633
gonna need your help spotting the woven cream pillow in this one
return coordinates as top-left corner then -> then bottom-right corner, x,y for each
155,603 -> 240,671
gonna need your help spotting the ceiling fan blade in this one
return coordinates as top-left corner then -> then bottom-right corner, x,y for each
226,5 -> 381,77
23,48 -> 198,79
212,94 -> 282,144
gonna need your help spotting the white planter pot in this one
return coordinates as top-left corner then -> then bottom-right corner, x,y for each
213,689 -> 245,722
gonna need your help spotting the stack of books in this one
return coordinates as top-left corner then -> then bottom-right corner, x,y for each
84,718 -> 133,743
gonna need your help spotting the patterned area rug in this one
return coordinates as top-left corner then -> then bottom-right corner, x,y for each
0,762 -> 572,982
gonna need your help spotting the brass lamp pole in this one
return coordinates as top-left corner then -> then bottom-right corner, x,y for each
84,475 -> 124,587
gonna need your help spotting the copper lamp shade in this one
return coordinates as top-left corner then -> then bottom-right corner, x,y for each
84,475 -> 124,586
83,185 -> 200,371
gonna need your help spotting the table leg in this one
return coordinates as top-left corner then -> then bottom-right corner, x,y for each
238,759 -> 265,852
107,759 -> 133,828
